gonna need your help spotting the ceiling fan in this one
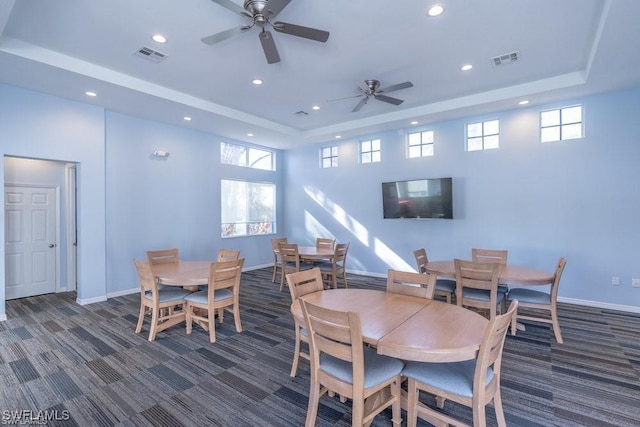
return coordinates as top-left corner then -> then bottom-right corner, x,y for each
346,80 -> 414,112
202,0 -> 330,64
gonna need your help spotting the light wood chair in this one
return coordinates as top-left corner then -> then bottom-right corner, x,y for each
217,248 -> 240,261
286,268 -> 325,377
455,259 -> 505,320
508,257 -> 567,343
413,248 -> 456,303
184,258 -> 244,343
278,242 -> 312,292
133,259 -> 191,341
316,237 -> 336,249
386,268 -> 437,300
403,300 -> 519,427
271,237 -> 288,283
472,248 -> 510,303
146,248 -> 180,265
317,242 -> 350,289
300,299 -> 404,427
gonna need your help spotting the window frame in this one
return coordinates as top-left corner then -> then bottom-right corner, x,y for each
540,104 -> 583,143
407,130 -> 435,158
320,145 -> 338,168
220,141 -> 276,171
466,119 -> 500,151
359,138 -> 382,164
220,178 -> 276,238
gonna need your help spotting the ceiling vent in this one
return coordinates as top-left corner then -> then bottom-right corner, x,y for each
134,46 -> 167,63
294,110 -> 309,116
491,51 -> 519,66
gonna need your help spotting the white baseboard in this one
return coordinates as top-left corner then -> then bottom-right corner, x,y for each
107,287 -> 139,298
76,295 -> 107,305
558,296 -> 640,314
0,314 -> 6,321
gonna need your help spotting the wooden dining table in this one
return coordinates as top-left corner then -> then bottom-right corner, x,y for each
296,245 -> 335,261
150,260 -> 211,291
291,288 -> 488,362
426,260 -> 555,286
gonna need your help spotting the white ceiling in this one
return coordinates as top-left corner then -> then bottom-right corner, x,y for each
1,0 -> 639,150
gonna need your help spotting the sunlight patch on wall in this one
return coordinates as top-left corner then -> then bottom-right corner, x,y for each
373,238 -> 414,271
303,211 -> 332,241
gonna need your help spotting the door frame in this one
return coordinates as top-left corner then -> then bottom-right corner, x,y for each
65,164 -> 77,292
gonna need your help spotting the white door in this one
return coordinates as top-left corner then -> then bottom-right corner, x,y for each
5,185 -> 57,299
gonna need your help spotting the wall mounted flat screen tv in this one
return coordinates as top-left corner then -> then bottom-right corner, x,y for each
382,177 -> 453,219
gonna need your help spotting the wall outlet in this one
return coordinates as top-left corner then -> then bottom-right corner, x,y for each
612,276 -> 620,286
632,278 -> 640,288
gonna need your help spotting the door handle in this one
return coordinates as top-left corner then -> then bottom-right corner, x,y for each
49,243 -> 56,248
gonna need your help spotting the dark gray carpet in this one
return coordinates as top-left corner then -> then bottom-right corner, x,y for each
1,268 -> 639,426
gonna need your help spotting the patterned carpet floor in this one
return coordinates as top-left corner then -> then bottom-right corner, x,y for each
0,267 -> 639,426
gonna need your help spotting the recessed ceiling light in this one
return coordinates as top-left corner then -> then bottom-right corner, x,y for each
312,105 -> 320,110
247,133 -> 254,137
252,79 -> 263,85
461,64 -> 473,71
410,121 -> 418,125
335,135 -> 341,139
152,34 -> 167,43
427,5 -> 444,17
85,91 -> 97,97
519,100 -> 530,105
183,116 -> 192,121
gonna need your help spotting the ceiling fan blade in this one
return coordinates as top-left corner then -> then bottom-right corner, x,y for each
259,30 -> 281,64
378,81 -> 413,93
210,0 -> 252,18
327,94 -> 364,102
352,97 -> 369,112
264,0 -> 291,19
272,21 -> 330,42
201,25 -> 251,45
374,94 -> 404,105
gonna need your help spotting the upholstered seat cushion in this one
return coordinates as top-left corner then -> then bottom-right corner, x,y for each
498,285 -> 509,294
462,288 -> 506,302
319,346 -> 404,389
435,279 -> 456,293
184,288 -> 233,304
402,359 -> 494,398
507,288 -> 550,305
144,289 -> 191,303
284,261 -> 313,270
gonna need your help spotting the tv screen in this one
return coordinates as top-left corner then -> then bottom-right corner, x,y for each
382,177 -> 453,219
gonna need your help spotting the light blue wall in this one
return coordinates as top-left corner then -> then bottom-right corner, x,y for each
0,84 -> 106,311
283,88 -> 640,310
105,111 -> 283,294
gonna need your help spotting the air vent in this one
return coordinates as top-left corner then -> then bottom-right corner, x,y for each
294,110 -> 309,116
491,51 -> 519,66
134,46 -> 167,63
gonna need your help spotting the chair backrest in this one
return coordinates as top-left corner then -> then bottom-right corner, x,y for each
454,258 -> 501,295
218,248 -> 240,262
333,242 -> 349,267
386,269 -> 437,299
147,248 -> 179,265
207,258 -> 244,296
550,257 -> 567,301
279,242 -> 300,268
316,237 -> 336,249
134,259 -> 157,295
300,299 -> 365,388
413,248 -> 428,274
474,300 -> 519,392
471,248 -> 508,265
286,268 -> 325,302
271,237 -> 288,252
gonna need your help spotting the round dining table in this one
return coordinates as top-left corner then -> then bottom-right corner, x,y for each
291,288 -> 488,363
426,260 -> 555,286
296,245 -> 335,261
150,260 -> 211,291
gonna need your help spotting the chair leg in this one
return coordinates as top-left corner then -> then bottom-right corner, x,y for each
185,305 -> 193,335
391,376 -> 402,426
551,310 -> 563,344
208,312 -> 216,343
406,378 -> 418,427
305,382 -> 320,427
493,386 -> 507,427
272,263 -> 277,282
280,269 -> 286,292
149,308 -> 159,342
135,303 -> 146,333
233,305 -> 242,332
510,314 -> 518,336
473,399 -> 487,427
290,326 -> 301,377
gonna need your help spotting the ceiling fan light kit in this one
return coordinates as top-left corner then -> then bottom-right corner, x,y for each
203,0 -> 330,64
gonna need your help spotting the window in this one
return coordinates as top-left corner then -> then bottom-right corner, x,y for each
467,120 -> 499,151
407,130 -> 434,158
540,105 -> 583,142
360,138 -> 381,163
220,142 -> 275,171
320,146 -> 338,168
221,179 -> 275,237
